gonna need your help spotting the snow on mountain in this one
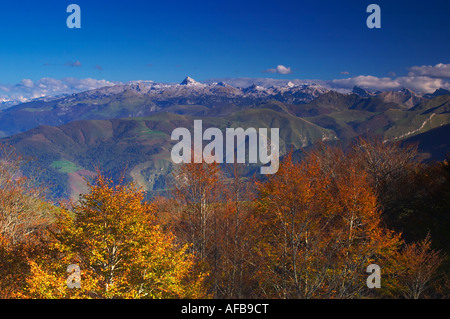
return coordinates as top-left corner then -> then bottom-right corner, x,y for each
3,76 -> 443,112
53,76 -> 330,106
180,76 -> 202,86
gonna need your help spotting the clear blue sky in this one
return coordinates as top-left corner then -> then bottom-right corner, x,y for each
0,0 -> 449,84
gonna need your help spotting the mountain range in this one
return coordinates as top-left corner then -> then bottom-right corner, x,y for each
0,77 -> 331,137
1,77 -> 449,200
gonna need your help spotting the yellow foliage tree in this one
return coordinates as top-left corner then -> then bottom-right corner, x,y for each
19,174 -> 206,299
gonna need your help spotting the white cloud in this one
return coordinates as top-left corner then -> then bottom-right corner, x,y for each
204,77 -> 322,88
61,77 -> 115,92
254,62 -> 450,93
327,74 -> 450,93
0,77 -> 119,105
407,63 -> 450,78
1,62 -> 449,107
396,75 -> 450,93
327,63 -> 450,93
329,75 -> 401,91
19,79 -> 34,88
263,65 -> 293,75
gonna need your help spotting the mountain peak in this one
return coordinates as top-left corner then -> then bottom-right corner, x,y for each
398,87 -> 415,95
432,88 -> 450,96
352,86 -> 372,97
216,81 -> 228,87
180,76 -> 199,85
423,88 -> 450,99
243,83 -> 265,93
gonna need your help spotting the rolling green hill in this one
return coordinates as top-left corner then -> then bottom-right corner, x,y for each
3,109 -> 336,199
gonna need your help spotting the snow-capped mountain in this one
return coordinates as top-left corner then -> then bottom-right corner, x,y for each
1,76 -> 447,138
0,77 -> 331,137
180,76 -> 203,86
58,76 -> 330,106
0,98 -> 16,109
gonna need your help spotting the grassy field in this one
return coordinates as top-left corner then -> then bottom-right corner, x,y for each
50,160 -> 83,174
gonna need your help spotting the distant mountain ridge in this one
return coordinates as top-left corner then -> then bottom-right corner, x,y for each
0,77 -> 329,137
0,77 -> 445,138
1,77 -> 449,199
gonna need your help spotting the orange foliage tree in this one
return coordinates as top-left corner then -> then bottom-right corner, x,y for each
0,144 -> 55,298
252,147 -> 402,298
395,234 -> 445,299
214,163 -> 258,298
1,138 -> 446,299
170,161 -> 223,263
166,160 -> 258,298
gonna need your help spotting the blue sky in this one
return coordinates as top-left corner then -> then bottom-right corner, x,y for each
0,0 -> 449,100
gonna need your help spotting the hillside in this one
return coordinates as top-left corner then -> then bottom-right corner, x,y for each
3,109 -> 335,199
0,79 -> 328,137
403,124 -> 450,161
0,78 -> 442,138
1,80 -> 449,199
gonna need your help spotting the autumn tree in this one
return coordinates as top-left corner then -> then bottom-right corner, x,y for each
169,159 -> 225,298
396,234 -> 445,299
19,173 -> 206,299
346,137 -> 449,296
167,159 -> 260,298
253,148 -> 402,298
347,136 -> 421,230
0,144 -> 53,244
0,144 -> 55,298
213,163 -> 258,298
170,161 -> 223,265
